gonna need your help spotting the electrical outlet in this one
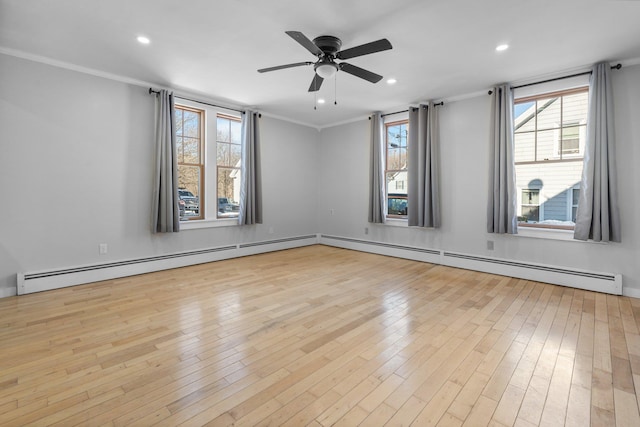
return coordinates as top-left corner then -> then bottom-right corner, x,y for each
329,209 -> 335,216
487,240 -> 494,250
365,227 -> 369,235
268,227 -> 274,234
99,243 -> 108,255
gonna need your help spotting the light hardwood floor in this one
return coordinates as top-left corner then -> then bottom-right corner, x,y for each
1,245 -> 640,426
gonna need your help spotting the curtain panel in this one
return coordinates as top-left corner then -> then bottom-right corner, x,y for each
408,103 -> 441,228
239,111 -> 263,225
152,89 -> 180,233
368,112 -> 385,223
487,84 -> 518,234
574,62 -> 621,242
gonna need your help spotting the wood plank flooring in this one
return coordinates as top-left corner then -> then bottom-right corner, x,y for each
1,245 -> 640,426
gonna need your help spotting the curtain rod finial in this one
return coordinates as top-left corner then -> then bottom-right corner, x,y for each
488,90 -> 493,95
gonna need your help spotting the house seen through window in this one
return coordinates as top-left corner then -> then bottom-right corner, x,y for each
175,104 -> 242,222
385,120 -> 408,218
514,87 -> 588,229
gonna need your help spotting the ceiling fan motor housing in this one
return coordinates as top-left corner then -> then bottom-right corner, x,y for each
312,35 -> 342,56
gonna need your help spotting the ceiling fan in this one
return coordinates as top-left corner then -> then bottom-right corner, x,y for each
258,31 -> 392,92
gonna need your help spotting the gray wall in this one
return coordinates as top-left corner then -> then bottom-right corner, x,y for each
0,54 -> 319,295
1,53 -> 638,296
317,64 -> 640,293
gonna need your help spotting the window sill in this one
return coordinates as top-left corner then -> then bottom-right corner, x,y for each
179,218 -> 238,230
384,218 -> 408,227
514,226 -> 575,241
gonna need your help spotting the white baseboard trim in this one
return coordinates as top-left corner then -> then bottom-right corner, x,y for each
0,286 -> 17,298
16,235 -> 318,295
319,234 -> 623,296
623,287 -> 640,299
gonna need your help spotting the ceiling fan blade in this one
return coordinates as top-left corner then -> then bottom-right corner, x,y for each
336,39 -> 392,60
308,74 -> 324,92
339,63 -> 383,83
286,31 -> 323,56
257,62 -> 313,73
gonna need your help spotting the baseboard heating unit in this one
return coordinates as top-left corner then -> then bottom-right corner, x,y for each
17,235 -> 318,295
319,234 -> 622,295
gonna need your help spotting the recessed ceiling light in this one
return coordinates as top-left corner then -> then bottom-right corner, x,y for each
137,36 -> 151,45
387,78 -> 397,85
496,44 -> 509,52
317,98 -> 326,104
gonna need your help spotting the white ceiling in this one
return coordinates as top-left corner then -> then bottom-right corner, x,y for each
2,0 -> 640,128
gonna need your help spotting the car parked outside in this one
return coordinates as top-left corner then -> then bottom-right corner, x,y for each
218,197 -> 240,217
387,193 -> 408,216
178,189 -> 199,216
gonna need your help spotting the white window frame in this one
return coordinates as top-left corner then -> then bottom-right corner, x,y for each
175,99 -> 242,230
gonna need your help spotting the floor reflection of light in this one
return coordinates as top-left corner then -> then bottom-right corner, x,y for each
382,291 -> 411,337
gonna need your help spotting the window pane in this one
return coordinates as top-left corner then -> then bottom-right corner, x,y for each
178,165 -> 201,219
387,194 -> 408,216
182,137 -> 200,164
563,92 -> 588,123
217,142 -> 229,166
535,129 -> 558,161
514,132 -> 535,163
183,110 -> 199,138
230,120 -> 241,145
176,136 -> 184,163
387,148 -> 401,170
175,108 -> 183,136
514,101 -> 535,133
217,117 -> 230,142
536,97 -> 561,130
217,167 -> 240,218
230,143 -> 241,166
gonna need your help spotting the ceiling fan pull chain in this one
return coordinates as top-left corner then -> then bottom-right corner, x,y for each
334,74 -> 338,106
314,88 -> 317,110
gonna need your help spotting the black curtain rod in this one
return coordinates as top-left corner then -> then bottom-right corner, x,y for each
379,102 -> 444,118
149,88 -> 245,114
487,63 -> 622,95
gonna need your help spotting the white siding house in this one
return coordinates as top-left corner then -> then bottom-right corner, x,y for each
514,89 -> 588,225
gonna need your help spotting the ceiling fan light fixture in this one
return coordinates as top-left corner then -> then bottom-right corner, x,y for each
315,62 -> 338,79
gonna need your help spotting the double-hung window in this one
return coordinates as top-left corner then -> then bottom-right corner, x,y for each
175,103 -> 242,224
385,120 -> 409,218
514,87 -> 588,230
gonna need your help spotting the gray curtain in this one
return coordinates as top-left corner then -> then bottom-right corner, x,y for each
574,63 -> 621,242
368,112 -> 385,223
487,84 -> 517,234
239,111 -> 263,225
408,103 -> 440,227
152,89 -> 179,233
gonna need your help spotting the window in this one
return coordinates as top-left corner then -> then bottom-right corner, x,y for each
175,103 -> 242,223
385,120 -> 408,218
216,115 -> 242,218
514,87 -> 588,229
520,189 -> 540,222
176,106 -> 204,220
